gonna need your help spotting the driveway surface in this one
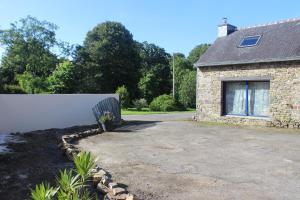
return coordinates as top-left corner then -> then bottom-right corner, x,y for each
78,113 -> 300,200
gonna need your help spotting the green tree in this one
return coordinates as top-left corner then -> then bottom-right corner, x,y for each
173,53 -> 193,72
137,41 -> 170,73
178,70 -> 196,108
76,21 -> 140,97
0,16 -> 73,89
138,71 -> 159,102
172,53 -> 193,100
137,42 -> 172,100
116,85 -> 130,109
48,60 -> 81,93
138,63 -> 171,102
187,44 -> 210,64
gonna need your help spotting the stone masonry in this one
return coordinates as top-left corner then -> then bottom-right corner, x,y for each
196,61 -> 300,127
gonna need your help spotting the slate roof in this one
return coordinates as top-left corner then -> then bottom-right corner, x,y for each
195,18 -> 300,67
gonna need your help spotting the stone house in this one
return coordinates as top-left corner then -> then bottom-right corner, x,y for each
194,18 -> 300,127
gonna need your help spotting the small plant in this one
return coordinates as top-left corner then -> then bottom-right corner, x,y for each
31,182 -> 57,200
133,98 -> 148,111
56,169 -> 81,199
31,152 -> 96,200
99,112 -> 114,123
99,111 -> 115,131
74,152 -> 96,182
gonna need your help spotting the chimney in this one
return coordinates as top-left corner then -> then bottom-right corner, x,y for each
218,18 -> 237,37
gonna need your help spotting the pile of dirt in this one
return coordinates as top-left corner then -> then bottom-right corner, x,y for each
0,125 -> 97,200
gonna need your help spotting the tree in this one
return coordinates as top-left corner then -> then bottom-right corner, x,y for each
174,53 -> 193,69
178,70 -> 196,108
187,44 -> 210,64
76,21 -> 140,97
137,41 -> 170,74
138,71 -> 159,103
0,16 -> 73,86
136,42 -> 172,101
116,85 -> 130,109
171,53 -> 193,99
138,63 -> 171,102
48,60 -> 81,93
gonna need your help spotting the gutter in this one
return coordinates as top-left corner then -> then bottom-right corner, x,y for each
194,56 -> 300,68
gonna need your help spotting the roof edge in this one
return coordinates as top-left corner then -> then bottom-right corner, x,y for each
194,56 -> 300,68
239,17 -> 300,30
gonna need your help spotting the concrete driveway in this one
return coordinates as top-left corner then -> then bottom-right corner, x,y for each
78,113 -> 300,200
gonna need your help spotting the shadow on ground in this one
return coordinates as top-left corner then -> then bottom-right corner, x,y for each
0,125 -> 97,200
114,120 -> 161,133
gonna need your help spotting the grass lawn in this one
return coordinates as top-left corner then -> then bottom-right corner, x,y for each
121,108 -> 196,115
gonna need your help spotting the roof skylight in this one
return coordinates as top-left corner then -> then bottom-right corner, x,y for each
239,35 -> 261,47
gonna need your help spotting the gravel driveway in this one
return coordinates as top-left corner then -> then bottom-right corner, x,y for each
78,113 -> 300,200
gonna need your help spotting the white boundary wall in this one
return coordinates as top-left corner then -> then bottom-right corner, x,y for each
0,94 -> 118,134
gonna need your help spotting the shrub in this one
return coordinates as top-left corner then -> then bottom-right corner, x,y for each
133,98 -> 148,111
17,72 -> 49,94
115,85 -> 130,109
1,84 -> 27,94
149,94 -> 178,111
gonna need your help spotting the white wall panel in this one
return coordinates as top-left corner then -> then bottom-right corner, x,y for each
0,94 -> 118,133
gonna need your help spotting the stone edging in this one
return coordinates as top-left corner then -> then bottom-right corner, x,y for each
267,120 -> 300,129
60,128 -> 134,200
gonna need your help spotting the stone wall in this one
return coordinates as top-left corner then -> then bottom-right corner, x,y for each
196,61 -> 300,127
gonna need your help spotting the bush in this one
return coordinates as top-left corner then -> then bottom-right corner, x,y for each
133,98 -> 148,111
149,94 -> 178,111
1,84 -> 27,94
17,72 -> 49,94
115,85 -> 130,109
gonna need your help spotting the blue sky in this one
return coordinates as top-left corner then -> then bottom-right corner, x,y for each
0,0 -> 300,57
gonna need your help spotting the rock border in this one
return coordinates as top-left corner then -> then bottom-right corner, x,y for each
60,128 -> 134,200
267,119 -> 300,129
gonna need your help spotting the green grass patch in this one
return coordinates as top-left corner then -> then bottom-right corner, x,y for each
121,107 -> 195,115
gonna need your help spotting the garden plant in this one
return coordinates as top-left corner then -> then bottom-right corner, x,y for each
31,152 -> 97,200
